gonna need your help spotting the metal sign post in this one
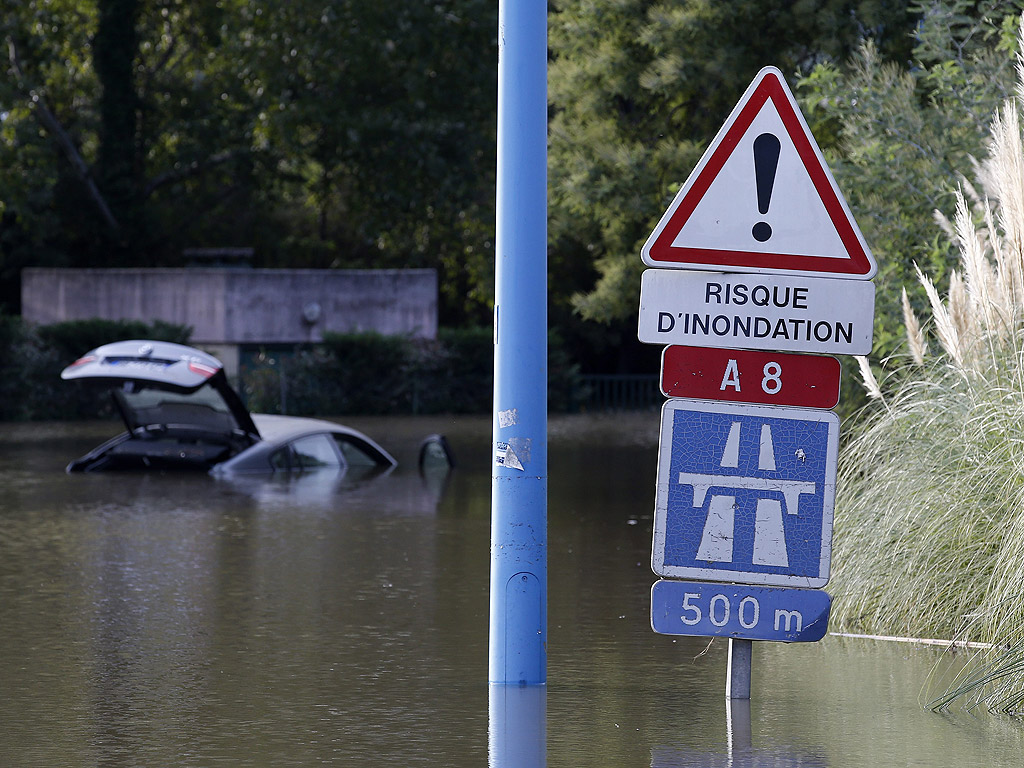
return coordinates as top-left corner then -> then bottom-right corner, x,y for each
638,66 -> 876,700
726,639 -> 753,700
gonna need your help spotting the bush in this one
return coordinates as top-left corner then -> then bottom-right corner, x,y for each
35,318 -> 190,363
278,330 -> 490,416
292,333 -> 417,415
238,327 -> 582,416
413,327 -> 493,414
0,320 -> 581,420
837,30 -> 1024,712
0,316 -> 34,421
0,317 -> 192,421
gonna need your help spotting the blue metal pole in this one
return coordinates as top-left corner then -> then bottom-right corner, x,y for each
489,0 -> 547,685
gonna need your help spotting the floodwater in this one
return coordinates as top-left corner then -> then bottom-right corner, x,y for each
0,414 -> 1021,767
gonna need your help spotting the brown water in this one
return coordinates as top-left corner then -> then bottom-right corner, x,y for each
0,414 -> 1021,767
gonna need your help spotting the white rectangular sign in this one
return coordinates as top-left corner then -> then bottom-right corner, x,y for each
638,269 -> 874,355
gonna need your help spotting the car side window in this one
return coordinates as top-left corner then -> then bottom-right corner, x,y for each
333,435 -> 382,466
270,446 -> 293,470
290,434 -> 342,469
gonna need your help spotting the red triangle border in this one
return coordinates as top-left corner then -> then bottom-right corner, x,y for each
644,70 -> 874,278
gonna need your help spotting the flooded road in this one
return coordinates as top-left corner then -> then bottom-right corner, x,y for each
0,414 -> 1021,766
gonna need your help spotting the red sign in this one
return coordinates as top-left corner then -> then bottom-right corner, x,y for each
661,346 -> 841,409
641,66 -> 875,280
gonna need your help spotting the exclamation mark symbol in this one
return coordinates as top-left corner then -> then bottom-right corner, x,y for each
752,133 -> 781,242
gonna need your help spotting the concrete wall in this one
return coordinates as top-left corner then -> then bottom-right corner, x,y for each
21,268 -> 438,344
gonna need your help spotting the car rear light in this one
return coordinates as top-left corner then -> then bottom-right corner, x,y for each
188,361 -> 218,378
67,355 -> 97,368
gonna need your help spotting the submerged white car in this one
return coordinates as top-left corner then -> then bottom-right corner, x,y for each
61,339 -> 400,474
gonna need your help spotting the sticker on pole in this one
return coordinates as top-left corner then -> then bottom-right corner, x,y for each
495,441 -> 525,471
652,399 -> 838,588
641,66 -> 875,279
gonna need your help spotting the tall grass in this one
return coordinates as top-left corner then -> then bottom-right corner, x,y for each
833,17 -> 1024,714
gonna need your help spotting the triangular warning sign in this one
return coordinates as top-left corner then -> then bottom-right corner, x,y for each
641,66 -> 876,279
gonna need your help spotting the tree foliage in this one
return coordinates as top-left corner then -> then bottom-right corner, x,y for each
6,0 -> 1024,373
0,0 -> 497,323
798,0 -> 1024,354
548,0 -> 916,331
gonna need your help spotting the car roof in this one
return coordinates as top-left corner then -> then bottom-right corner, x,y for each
249,413 -> 371,442
212,414 -> 398,473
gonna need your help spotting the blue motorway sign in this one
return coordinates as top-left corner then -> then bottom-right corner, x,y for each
652,399 -> 838,588
651,579 -> 831,642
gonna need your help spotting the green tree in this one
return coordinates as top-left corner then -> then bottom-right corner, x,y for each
797,0 -> 1024,354
242,0 -> 498,324
1,0 -> 267,275
1,1 -> 498,324
93,0 -> 140,252
548,0 -> 917,352
0,0 -> 100,297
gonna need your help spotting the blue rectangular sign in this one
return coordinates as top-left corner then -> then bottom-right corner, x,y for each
651,579 -> 831,642
652,399 -> 839,588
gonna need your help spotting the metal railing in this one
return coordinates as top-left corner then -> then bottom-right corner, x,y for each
577,374 -> 660,412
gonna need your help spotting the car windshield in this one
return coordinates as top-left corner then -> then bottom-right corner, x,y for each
117,384 -> 241,434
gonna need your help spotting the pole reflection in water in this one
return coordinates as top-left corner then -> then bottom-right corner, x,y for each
650,699 -> 828,767
727,698 -> 752,764
488,684 -> 546,768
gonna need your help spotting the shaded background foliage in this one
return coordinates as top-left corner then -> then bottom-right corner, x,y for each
240,327 -> 582,417
0,318 -> 190,421
2,0 -> 1021,391
1,0 -> 498,326
0,319 -> 582,420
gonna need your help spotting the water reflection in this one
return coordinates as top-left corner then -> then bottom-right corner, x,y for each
651,700 -> 828,767
488,684 -> 546,768
1,415 -> 1024,767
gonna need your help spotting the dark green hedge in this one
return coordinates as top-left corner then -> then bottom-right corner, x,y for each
0,318 -> 191,421
0,320 -> 582,420
240,327 -> 583,416
36,318 -> 191,362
